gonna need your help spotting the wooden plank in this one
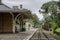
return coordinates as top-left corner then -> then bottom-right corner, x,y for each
2,13 -> 12,32
0,13 -> 3,33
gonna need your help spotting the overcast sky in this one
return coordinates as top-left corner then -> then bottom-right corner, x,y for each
2,0 -> 58,20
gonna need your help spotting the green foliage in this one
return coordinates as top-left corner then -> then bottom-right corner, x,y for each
32,14 -> 40,24
28,19 -> 34,24
50,21 -> 56,29
45,16 -> 52,21
40,1 -> 60,30
55,28 -> 60,33
28,14 -> 40,28
28,14 -> 40,24
41,1 -> 52,10
57,2 -> 60,9
37,25 -> 41,28
41,1 -> 57,13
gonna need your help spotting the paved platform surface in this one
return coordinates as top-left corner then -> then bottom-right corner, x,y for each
0,29 -> 37,40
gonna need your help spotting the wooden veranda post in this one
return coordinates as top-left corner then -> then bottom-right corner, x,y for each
10,12 -> 15,33
21,15 -> 24,31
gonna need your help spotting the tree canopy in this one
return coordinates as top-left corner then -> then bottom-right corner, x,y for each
40,0 -> 60,31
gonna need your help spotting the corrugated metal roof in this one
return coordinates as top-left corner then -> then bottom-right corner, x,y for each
0,3 -> 22,12
0,3 -> 12,11
0,3 -> 20,12
0,3 -> 31,14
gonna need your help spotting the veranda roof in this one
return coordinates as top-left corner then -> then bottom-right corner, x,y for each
0,2 -> 32,19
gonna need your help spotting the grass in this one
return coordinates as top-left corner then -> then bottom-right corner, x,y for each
54,34 -> 60,40
55,28 -> 60,33
50,31 -> 60,40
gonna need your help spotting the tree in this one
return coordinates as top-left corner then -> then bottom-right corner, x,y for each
41,1 -> 58,17
40,1 -> 60,31
40,0 -> 60,34
40,1 -> 60,22
28,14 -> 40,28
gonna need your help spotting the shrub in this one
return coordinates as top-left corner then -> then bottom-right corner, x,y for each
50,21 -> 57,29
55,28 -> 60,33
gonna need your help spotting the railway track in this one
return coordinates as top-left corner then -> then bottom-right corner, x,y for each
29,29 -> 56,40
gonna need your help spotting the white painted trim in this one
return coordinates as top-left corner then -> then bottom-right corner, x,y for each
15,13 -> 21,21
14,13 -> 22,32
10,12 -> 15,33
